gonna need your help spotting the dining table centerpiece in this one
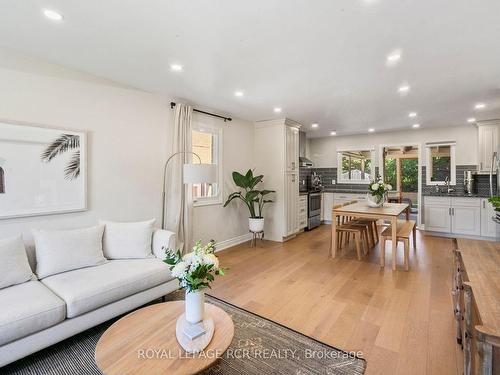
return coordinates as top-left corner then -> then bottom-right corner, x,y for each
164,240 -> 226,324
367,178 -> 392,208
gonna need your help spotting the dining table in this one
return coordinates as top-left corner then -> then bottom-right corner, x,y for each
331,201 -> 410,267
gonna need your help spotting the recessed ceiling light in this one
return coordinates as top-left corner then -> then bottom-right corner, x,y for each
234,91 -> 244,97
273,107 -> 282,113
170,64 -> 183,72
398,85 -> 410,93
368,128 -> 375,133
474,103 -> 485,110
43,9 -> 64,21
408,112 -> 417,118
311,123 -> 319,128
467,118 -> 476,123
330,131 -> 337,136
386,50 -> 402,67
412,124 -> 420,128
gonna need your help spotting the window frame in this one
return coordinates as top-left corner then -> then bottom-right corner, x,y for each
191,122 -> 223,207
425,142 -> 456,186
336,147 -> 375,184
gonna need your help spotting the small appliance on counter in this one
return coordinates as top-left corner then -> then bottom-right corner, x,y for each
463,170 -> 474,195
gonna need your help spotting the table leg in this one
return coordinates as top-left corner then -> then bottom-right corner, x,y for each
391,216 -> 397,271
331,212 -> 337,258
406,206 -> 410,220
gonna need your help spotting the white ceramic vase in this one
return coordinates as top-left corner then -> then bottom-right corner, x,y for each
185,290 -> 205,324
367,193 -> 385,208
249,217 -> 265,232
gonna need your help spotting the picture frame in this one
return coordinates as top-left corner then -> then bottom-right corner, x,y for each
0,120 -> 87,219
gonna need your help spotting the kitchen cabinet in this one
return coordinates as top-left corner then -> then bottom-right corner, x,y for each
321,192 -> 334,222
424,197 -> 481,236
477,122 -> 499,173
254,119 -> 301,241
481,198 -> 498,237
298,195 -> 307,229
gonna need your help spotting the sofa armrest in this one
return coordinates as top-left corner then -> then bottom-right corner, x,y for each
152,229 -> 176,260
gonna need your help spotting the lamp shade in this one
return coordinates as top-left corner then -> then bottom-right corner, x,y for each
183,163 -> 218,184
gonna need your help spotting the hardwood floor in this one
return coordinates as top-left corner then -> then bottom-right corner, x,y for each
210,224 -> 463,375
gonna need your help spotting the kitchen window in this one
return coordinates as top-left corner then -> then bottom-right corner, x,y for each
191,123 -> 222,206
337,148 -> 375,184
426,142 -> 456,185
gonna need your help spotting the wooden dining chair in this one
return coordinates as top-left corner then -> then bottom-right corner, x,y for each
380,219 -> 416,270
345,200 -> 377,251
333,203 -> 369,260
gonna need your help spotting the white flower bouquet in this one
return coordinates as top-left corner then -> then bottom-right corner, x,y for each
163,240 -> 226,292
368,177 -> 392,206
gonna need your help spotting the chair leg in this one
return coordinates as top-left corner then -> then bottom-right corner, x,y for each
392,240 -> 397,271
363,229 -> 369,255
380,236 -> 386,267
373,221 -> 379,242
412,225 -> 417,250
404,238 -> 409,271
354,234 -> 362,261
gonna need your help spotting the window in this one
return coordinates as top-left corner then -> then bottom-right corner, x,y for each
337,148 -> 375,184
191,123 -> 222,205
426,142 -> 456,185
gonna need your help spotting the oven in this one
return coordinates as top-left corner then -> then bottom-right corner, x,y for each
307,192 -> 322,230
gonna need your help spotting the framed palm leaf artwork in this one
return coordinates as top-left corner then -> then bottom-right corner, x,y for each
0,120 -> 87,219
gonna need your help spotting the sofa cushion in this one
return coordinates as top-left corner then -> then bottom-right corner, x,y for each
100,219 -> 155,259
0,235 -> 35,289
0,281 -> 66,346
33,225 -> 107,279
42,258 -> 173,318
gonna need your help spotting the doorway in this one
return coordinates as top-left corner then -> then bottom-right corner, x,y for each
379,144 -> 422,226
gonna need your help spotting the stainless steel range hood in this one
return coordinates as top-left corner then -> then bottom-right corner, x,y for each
299,131 -> 314,167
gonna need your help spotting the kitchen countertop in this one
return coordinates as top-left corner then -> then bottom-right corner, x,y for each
321,189 -> 368,194
423,191 -> 489,198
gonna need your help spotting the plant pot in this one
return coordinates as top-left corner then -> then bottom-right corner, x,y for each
367,193 -> 385,208
249,217 -> 264,232
185,290 -> 205,324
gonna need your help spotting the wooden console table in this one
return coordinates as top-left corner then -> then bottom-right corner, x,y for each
453,238 -> 500,375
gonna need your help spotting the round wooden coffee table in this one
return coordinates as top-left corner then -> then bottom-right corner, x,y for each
95,301 -> 234,375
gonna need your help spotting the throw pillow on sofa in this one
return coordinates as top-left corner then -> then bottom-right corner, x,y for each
0,235 -> 35,289
32,225 -> 107,279
99,219 -> 155,259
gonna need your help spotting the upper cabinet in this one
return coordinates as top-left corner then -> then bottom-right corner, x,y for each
285,125 -> 299,172
426,142 -> 456,185
477,121 -> 499,173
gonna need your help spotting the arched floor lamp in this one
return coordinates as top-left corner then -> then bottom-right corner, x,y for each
161,151 -> 217,229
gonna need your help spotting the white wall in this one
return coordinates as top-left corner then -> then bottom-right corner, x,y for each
308,125 -> 478,167
0,50 -> 254,249
191,112 -> 255,246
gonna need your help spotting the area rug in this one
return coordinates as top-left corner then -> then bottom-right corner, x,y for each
3,291 -> 366,374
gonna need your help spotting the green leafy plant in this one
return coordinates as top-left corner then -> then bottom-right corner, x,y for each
223,169 -> 275,218
163,240 -> 226,292
488,196 -> 500,212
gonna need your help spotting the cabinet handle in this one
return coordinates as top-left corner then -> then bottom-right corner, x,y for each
452,208 -> 455,215
480,162 -> 483,170
449,207 -> 451,216
292,162 -> 295,170
483,201 -> 486,209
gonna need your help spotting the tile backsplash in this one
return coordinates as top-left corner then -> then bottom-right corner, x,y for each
301,165 -> 495,196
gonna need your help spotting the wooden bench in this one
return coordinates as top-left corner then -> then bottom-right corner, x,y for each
380,219 -> 416,271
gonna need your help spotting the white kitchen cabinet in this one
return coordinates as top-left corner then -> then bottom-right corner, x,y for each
477,122 -> 499,173
424,196 -> 481,236
298,195 -> 307,229
254,119 -> 301,241
481,198 -> 499,237
322,192 -> 334,222
285,125 -> 299,173
425,204 -> 452,232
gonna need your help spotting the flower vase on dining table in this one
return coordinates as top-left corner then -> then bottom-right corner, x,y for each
367,178 -> 392,208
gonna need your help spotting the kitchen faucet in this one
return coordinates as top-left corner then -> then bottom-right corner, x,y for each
444,176 -> 454,194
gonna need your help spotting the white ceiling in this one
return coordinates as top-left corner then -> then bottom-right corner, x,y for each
1,0 -> 500,137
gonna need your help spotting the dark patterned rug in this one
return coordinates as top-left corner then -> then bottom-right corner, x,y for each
3,291 -> 366,374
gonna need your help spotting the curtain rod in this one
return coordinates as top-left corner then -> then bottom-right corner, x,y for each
170,102 -> 232,122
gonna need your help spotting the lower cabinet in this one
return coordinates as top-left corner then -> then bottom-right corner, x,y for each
321,193 -> 334,222
424,197 -> 482,236
298,195 -> 308,229
481,198 -> 499,237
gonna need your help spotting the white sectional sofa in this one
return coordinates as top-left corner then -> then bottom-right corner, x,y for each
0,227 -> 179,367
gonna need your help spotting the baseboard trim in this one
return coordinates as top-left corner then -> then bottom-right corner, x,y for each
215,233 -> 253,252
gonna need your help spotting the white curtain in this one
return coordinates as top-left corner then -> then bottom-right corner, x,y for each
165,103 -> 193,253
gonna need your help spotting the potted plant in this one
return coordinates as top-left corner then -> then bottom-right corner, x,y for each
164,240 -> 226,324
367,177 -> 392,208
488,196 -> 500,221
223,169 -> 275,232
